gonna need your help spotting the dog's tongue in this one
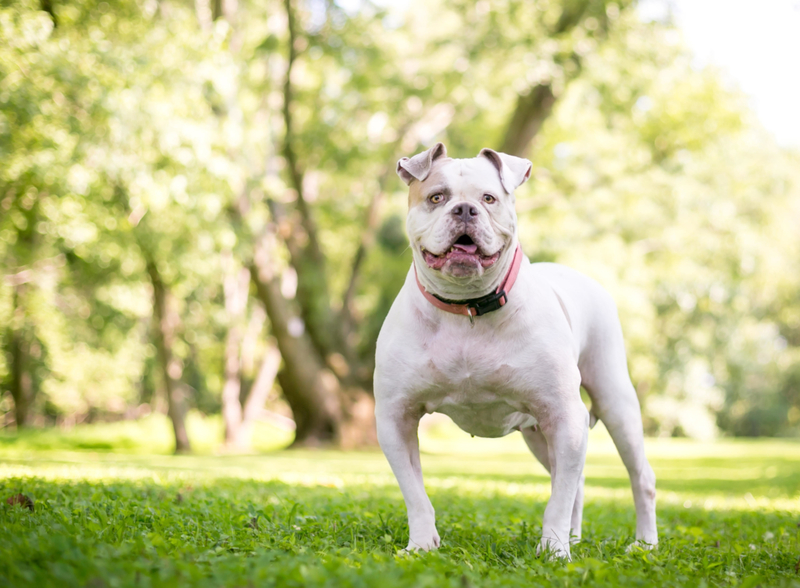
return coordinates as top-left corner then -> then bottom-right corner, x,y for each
452,243 -> 478,254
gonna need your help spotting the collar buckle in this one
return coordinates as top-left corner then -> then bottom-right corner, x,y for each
469,290 -> 507,316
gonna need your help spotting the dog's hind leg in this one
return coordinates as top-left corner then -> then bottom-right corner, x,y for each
521,426 -> 585,543
582,353 -> 658,549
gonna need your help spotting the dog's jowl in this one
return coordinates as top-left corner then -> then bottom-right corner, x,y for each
373,143 -> 658,560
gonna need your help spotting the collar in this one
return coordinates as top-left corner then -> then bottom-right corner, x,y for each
414,243 -> 523,321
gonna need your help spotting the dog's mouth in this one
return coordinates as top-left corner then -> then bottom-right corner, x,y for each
421,234 -> 501,271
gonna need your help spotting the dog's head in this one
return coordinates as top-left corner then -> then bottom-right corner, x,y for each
398,143 -> 532,299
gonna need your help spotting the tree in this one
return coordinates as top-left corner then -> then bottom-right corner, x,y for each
242,0 -> 638,445
2,0 -> 799,446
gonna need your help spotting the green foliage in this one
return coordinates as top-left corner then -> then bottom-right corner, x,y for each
1,427 -> 800,586
0,0 -> 799,438
512,14 -> 800,437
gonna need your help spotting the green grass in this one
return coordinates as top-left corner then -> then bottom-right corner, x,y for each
1,417 -> 799,587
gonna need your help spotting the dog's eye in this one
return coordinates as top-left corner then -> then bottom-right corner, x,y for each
483,194 -> 496,204
429,193 -> 444,204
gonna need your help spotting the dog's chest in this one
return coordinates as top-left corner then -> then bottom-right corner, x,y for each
413,324 -> 539,437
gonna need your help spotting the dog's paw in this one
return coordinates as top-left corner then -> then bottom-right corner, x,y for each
626,539 -> 657,553
537,537 -> 571,561
401,532 -> 441,554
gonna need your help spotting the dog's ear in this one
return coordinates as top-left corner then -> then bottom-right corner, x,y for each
478,148 -> 532,194
396,143 -> 447,185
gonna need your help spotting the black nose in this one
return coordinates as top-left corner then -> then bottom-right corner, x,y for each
451,203 -> 479,223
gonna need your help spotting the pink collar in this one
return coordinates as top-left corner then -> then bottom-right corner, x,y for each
414,243 -> 523,320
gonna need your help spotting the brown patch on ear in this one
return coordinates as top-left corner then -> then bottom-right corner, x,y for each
406,163 -> 453,209
397,143 -> 448,185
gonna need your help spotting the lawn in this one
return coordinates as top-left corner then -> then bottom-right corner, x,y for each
1,415 -> 799,587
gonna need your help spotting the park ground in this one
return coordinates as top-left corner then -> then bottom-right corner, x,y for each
1,414 -> 799,587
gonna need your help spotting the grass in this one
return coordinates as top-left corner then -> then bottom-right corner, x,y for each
1,415 -> 799,587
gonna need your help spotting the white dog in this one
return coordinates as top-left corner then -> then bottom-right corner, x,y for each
373,143 -> 657,560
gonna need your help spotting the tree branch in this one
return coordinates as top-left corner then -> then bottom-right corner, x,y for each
339,122 -> 416,354
339,163 -> 395,347
40,0 -> 57,28
275,0 -> 342,361
499,84 -> 558,157
282,0 -> 323,264
499,0 -> 629,156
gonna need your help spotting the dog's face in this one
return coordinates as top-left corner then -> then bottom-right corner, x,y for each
398,143 -> 532,298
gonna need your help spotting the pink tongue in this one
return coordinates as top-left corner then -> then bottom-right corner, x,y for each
452,243 -> 478,254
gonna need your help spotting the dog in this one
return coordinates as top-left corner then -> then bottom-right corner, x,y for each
373,143 -> 657,559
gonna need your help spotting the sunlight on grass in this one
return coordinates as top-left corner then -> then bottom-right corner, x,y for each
0,412 -> 294,455
1,419 -> 799,587
1,416 -> 798,514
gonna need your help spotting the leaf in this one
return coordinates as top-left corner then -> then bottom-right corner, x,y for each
5,493 -> 34,512
256,34 -> 279,53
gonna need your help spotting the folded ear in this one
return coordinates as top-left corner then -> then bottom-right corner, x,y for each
478,148 -> 532,194
396,142 -> 448,185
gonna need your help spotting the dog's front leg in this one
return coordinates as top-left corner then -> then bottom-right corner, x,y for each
376,403 -> 440,551
539,399 -> 589,560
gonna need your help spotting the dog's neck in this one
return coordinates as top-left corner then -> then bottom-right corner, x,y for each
413,238 -> 519,301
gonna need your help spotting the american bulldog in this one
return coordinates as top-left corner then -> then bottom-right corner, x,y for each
373,143 -> 658,559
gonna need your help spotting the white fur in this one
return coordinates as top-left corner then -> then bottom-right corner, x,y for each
374,146 -> 658,559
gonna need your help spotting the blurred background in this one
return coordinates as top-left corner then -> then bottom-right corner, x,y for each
1,0 -> 799,454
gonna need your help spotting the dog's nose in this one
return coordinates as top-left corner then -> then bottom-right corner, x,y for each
451,203 -> 479,223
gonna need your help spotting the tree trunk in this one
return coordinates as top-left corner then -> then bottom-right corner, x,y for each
338,389 -> 378,449
227,345 -> 281,450
221,333 -> 244,448
277,0 -> 342,362
223,0 -> 631,449
219,262 -> 282,452
8,285 -> 33,428
249,233 -> 342,446
40,0 -> 57,28
9,330 -> 31,428
499,0 -> 632,157
211,0 -> 223,21
499,84 -> 558,157
146,259 -> 192,454
221,264 -> 248,448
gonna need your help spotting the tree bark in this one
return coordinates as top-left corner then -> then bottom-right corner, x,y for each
226,345 -> 281,450
146,259 -> 192,454
338,389 -> 378,449
278,0 -> 341,362
339,150 -> 408,362
498,0 -> 628,157
8,285 -> 33,428
249,232 -> 342,446
220,262 -> 279,452
282,0 -> 322,265
40,0 -> 57,28
221,264 -> 248,446
212,0 -> 223,21
499,84 -> 558,157
8,329 -> 31,428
